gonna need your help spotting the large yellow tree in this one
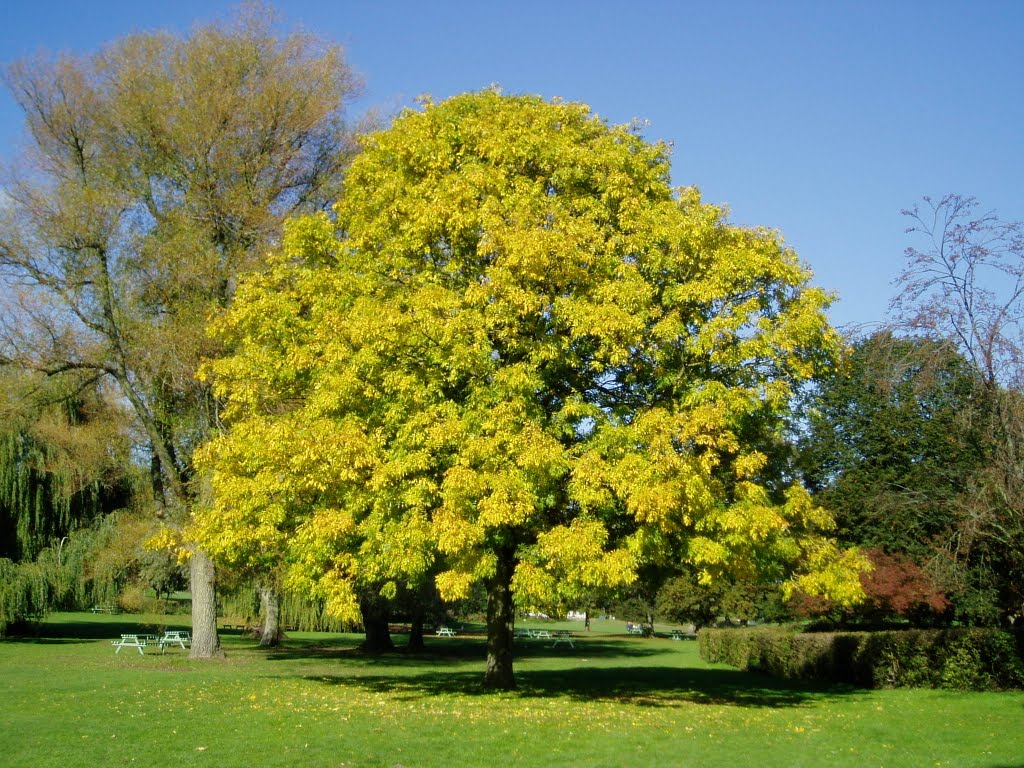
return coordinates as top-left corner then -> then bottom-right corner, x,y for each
195,91 -> 863,688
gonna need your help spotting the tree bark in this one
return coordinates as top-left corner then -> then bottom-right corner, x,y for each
188,549 -> 224,659
483,545 -> 517,690
408,606 -> 426,652
258,583 -> 282,647
359,593 -> 394,652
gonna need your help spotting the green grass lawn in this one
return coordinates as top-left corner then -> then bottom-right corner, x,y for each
1,613 -> 1021,768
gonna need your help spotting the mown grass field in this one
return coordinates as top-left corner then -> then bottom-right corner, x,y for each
1,613 -> 1022,768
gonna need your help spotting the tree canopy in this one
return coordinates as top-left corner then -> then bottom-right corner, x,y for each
799,332 -> 988,557
195,90 -> 864,688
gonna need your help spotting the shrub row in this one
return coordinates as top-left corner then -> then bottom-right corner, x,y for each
699,626 -> 1024,691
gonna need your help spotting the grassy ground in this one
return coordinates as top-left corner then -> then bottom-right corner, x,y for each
1,613 -> 1022,768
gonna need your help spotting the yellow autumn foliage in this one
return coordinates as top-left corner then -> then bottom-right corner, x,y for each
192,90 -> 861,622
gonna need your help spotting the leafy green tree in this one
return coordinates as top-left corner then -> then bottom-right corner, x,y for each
656,572 -> 779,630
196,90 -> 863,689
0,8 -> 359,655
799,332 -> 987,556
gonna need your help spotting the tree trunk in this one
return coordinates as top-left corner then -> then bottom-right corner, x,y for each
258,583 -> 282,647
359,593 -> 394,652
408,596 -> 426,652
483,545 -> 517,690
189,549 -> 224,659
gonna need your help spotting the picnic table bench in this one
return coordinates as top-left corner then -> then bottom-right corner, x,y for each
626,622 -> 644,635
157,630 -> 191,652
551,630 -> 575,648
112,634 -> 157,654
435,626 -> 457,637
515,628 -> 552,639
91,605 -> 119,614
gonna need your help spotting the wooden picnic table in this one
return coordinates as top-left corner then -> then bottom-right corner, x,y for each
157,630 -> 191,652
112,634 -> 158,655
551,630 -> 575,648
435,626 -> 457,637
512,628 -> 575,647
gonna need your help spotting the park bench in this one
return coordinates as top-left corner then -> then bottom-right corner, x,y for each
112,634 -> 155,655
626,623 -> 644,635
91,605 -> 119,614
435,626 -> 457,636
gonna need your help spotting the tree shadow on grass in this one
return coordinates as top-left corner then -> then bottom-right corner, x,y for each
294,663 -> 859,709
263,636 -> 665,666
262,636 -> 861,709
2,616 -> 191,643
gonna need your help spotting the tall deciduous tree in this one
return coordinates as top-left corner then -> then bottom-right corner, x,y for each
195,91 -> 864,688
894,195 -> 1024,623
895,194 -> 1024,390
0,7 -> 360,656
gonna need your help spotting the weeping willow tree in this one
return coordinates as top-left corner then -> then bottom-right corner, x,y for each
0,557 -> 49,635
0,423 -> 105,562
0,370 -> 135,562
218,576 -> 356,635
0,510 -> 165,636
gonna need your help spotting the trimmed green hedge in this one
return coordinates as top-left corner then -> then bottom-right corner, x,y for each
699,626 -> 1024,691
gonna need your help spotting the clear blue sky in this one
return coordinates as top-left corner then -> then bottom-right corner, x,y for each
1,0 -> 1021,330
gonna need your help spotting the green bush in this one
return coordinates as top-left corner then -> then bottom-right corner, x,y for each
699,626 -> 1024,691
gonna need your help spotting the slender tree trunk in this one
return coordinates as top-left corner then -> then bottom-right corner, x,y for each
359,593 -> 394,652
483,545 -> 517,690
258,583 -> 282,647
407,581 -> 429,651
189,549 -> 224,659
149,451 -> 166,516
408,615 -> 425,651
